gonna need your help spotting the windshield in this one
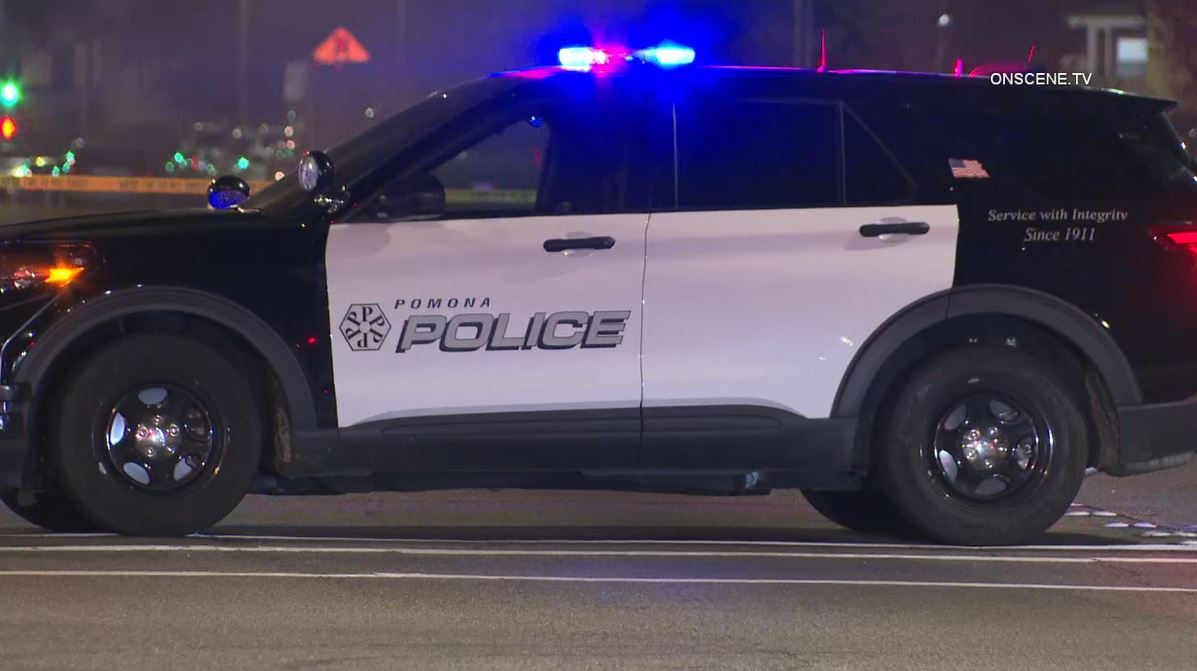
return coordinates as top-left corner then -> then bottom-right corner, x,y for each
244,77 -> 521,213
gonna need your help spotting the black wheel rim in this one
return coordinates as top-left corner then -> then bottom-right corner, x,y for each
926,391 -> 1053,504
102,384 -> 221,492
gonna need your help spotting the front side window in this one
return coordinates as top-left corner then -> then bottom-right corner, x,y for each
430,115 -> 548,218
353,99 -> 652,222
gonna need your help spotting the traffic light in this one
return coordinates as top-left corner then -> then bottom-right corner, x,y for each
0,81 -> 19,109
1,79 -> 21,140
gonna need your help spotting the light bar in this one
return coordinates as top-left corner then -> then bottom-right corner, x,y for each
635,42 -> 696,69
557,42 -> 695,71
558,47 -> 616,71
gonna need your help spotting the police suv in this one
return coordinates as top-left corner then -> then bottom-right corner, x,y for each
2,44 -> 1195,545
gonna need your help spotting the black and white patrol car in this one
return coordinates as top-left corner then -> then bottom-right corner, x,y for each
2,45 -> 1195,545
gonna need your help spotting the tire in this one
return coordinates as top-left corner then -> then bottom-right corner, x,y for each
876,345 -> 1088,546
800,488 -> 919,538
47,334 -> 263,536
0,491 -> 99,532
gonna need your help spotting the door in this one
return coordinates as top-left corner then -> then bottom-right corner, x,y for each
325,93 -> 654,468
641,96 -> 959,450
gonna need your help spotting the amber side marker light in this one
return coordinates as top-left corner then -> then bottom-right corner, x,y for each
0,243 -> 95,292
45,266 -> 84,285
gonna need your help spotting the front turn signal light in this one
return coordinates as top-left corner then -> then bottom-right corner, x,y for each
0,243 -> 95,293
45,266 -> 84,285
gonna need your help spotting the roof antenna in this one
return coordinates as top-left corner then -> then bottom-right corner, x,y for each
954,58 -> 964,77
817,29 -> 827,72
1026,44 -> 1036,65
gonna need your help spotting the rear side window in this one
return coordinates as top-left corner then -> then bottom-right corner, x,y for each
1119,112 -> 1197,193
674,99 -> 913,210
946,109 -> 1197,200
676,100 -> 841,210
844,111 -> 915,204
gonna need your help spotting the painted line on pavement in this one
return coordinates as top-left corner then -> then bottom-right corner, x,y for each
0,569 -> 1195,593
2,544 -> 1197,564
6,532 -> 1197,552
193,535 -> 1197,551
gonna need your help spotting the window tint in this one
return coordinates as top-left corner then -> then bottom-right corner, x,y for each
1119,112 -> 1197,194
844,111 -> 914,204
947,111 -> 1197,200
432,116 -> 547,217
357,101 -> 651,221
676,101 -> 841,210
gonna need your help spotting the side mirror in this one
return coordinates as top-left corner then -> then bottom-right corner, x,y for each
374,173 -> 446,220
299,151 -> 335,194
208,175 -> 250,209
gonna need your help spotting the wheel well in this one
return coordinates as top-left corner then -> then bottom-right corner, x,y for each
31,311 -> 290,486
855,314 -> 1119,472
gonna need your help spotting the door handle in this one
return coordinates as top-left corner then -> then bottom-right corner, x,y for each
543,236 -> 616,253
859,222 -> 930,237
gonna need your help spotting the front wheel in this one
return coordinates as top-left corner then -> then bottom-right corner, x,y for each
48,335 -> 263,536
800,488 -> 916,537
876,346 -> 1088,546
0,491 -> 98,532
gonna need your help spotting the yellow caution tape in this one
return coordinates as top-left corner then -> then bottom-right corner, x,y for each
2,175 -> 537,206
0,175 -> 272,195
443,188 -> 537,205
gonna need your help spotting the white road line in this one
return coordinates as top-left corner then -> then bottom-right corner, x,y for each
2,544 -> 1197,564
189,535 -> 1197,552
8,532 -> 1197,552
0,570 -> 1194,593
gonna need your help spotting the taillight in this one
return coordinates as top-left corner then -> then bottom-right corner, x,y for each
0,243 -> 94,293
1150,226 -> 1197,257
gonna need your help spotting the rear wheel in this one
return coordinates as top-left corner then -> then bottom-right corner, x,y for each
876,345 -> 1088,546
0,491 -> 98,532
47,335 -> 263,536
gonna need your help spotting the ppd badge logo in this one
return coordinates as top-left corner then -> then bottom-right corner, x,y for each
339,304 -> 391,351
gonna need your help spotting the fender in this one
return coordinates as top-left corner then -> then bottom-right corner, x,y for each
13,286 -> 320,432
832,284 -> 1142,419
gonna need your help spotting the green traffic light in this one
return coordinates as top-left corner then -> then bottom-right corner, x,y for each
236,156 -> 250,171
1,81 -> 21,108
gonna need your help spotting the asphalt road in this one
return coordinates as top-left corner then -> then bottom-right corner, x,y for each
1,462 -> 1195,670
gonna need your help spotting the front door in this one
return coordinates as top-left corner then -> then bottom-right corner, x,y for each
326,92 -> 653,468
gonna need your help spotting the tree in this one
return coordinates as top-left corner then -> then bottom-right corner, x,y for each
1145,1 -> 1197,140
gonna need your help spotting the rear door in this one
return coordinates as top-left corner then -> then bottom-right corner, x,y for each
326,86 -> 657,469
641,92 -> 959,464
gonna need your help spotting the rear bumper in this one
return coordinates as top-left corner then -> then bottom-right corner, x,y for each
1114,398 -> 1197,475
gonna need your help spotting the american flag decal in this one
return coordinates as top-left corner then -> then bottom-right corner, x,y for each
949,158 -> 990,179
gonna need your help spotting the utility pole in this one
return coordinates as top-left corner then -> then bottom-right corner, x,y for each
396,0 -> 407,71
238,0 -> 249,127
792,0 -> 815,67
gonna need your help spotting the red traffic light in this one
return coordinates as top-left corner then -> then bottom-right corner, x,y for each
0,116 -> 16,140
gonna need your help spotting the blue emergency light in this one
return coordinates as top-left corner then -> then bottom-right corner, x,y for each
639,42 -> 697,68
557,42 -> 696,71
